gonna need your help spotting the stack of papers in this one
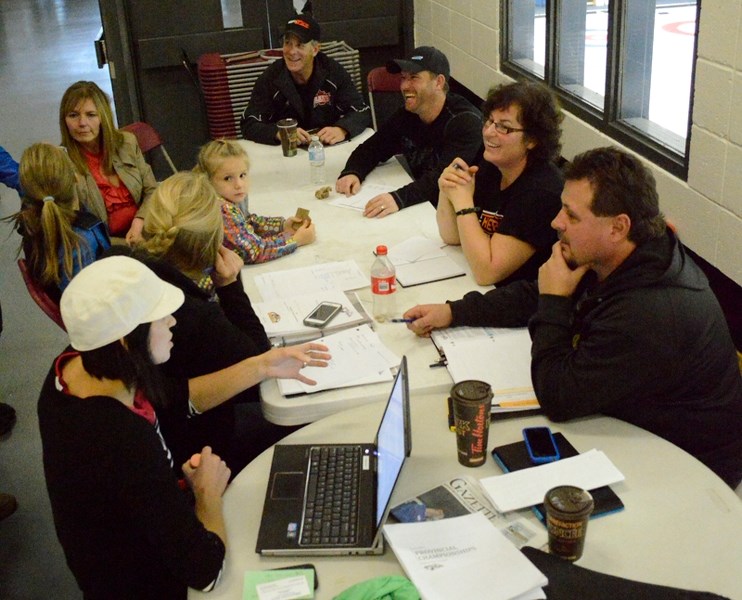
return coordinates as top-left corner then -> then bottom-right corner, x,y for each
479,449 -> 626,513
277,324 -> 399,396
431,327 -> 538,412
252,289 -> 372,346
384,512 -> 547,600
387,236 -> 465,287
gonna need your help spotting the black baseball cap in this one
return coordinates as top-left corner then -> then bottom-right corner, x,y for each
386,46 -> 450,79
284,14 -> 321,43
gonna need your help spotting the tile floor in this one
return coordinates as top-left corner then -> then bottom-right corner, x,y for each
0,1 -> 112,597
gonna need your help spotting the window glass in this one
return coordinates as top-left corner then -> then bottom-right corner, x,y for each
507,0 -> 546,78
556,0 -> 608,110
501,0 -> 699,174
619,0 -> 697,153
220,0 -> 243,29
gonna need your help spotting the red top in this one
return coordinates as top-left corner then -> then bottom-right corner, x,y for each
83,150 -> 138,236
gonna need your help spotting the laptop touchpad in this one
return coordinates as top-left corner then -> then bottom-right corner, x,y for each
271,472 -> 304,499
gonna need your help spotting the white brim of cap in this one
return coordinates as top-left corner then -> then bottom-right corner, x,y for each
61,256 -> 186,351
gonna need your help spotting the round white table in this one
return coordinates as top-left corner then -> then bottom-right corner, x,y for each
189,391 -> 742,599
237,130 -> 493,426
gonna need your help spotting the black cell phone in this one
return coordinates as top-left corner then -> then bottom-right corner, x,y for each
523,426 -> 560,464
270,563 -> 318,589
302,301 -> 342,328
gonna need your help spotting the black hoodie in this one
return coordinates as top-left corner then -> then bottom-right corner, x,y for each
449,230 -> 742,487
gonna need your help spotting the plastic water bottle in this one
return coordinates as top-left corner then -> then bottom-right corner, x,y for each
308,135 -> 325,184
370,245 -> 396,322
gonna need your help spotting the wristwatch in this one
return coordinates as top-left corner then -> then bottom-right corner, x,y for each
455,207 -> 481,217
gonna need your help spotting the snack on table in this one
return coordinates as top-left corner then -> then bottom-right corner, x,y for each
292,207 -> 311,230
314,185 -> 332,199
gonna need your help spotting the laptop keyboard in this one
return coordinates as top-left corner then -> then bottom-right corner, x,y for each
300,445 -> 362,546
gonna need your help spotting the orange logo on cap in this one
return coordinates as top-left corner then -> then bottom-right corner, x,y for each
289,18 -> 310,30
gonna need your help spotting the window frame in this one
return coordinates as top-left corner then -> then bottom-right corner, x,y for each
500,0 -> 700,179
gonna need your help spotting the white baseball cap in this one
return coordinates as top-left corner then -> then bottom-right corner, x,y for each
60,256 -> 185,351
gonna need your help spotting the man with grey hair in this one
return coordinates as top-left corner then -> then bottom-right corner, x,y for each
240,14 -> 370,146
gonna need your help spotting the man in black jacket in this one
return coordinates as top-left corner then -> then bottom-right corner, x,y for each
335,46 -> 482,218
240,14 -> 370,146
405,147 -> 742,488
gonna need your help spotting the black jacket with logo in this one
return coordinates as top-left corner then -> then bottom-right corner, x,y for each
240,51 -> 370,144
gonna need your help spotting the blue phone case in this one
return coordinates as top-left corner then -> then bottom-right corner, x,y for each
523,427 -> 560,464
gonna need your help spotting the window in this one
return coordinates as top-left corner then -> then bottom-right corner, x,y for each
502,0 -> 699,177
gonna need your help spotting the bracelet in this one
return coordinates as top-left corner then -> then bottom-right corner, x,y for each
455,207 -> 481,217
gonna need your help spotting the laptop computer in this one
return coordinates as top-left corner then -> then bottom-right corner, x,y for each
256,356 -> 411,556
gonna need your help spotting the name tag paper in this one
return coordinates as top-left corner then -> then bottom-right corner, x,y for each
256,576 -> 311,600
243,569 -> 314,600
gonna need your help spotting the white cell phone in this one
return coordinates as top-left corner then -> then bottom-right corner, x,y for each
302,301 -> 342,328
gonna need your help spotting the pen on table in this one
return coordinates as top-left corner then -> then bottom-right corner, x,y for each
390,318 -> 414,323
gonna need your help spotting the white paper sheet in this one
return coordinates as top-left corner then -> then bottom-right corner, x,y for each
253,260 -> 368,301
329,183 -> 397,211
387,236 -> 446,264
479,449 -> 626,513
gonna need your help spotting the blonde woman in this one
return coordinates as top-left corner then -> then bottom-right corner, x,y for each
113,172 -> 293,471
10,143 -> 110,300
60,80 -> 157,244
196,138 -> 314,264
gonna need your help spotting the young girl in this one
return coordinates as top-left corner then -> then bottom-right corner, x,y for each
196,139 -> 315,263
11,143 -> 110,300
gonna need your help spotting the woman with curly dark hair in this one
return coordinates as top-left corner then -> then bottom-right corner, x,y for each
437,80 -> 564,286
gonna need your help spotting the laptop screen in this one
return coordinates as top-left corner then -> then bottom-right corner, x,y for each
374,359 -> 408,525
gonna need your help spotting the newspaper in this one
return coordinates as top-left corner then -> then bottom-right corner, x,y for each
389,476 -> 538,548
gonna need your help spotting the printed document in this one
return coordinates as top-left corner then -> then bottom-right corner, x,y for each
384,512 -> 547,600
389,476 -> 538,548
432,327 -> 537,410
277,325 -> 398,395
254,260 -> 368,301
253,290 -> 371,345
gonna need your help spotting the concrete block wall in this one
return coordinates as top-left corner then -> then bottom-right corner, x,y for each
414,0 -> 742,285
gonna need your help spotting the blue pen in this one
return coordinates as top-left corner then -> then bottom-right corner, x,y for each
390,318 -> 414,323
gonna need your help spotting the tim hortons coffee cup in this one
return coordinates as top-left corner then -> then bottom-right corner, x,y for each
277,118 -> 298,157
450,380 -> 493,467
544,485 -> 595,561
